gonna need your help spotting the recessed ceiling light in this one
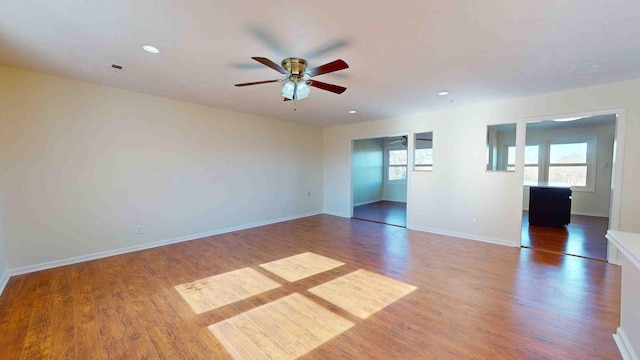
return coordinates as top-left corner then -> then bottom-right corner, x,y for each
438,91 -> 449,96
142,45 -> 160,54
349,110 -> 357,114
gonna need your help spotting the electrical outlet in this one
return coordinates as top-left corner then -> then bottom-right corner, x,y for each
136,225 -> 142,234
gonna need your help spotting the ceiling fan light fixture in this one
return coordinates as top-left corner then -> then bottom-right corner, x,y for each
282,81 -> 295,99
296,82 -> 310,100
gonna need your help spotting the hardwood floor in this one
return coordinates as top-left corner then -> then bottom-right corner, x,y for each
521,211 -> 609,261
0,215 -> 621,359
353,201 -> 406,227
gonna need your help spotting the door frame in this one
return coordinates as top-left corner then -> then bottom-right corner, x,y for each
349,132 -> 412,225
519,108 -> 626,263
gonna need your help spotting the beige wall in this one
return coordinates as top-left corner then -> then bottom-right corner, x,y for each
324,79 -> 640,245
0,66 -> 324,270
352,139 -> 383,206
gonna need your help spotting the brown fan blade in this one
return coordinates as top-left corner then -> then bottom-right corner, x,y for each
305,59 -> 349,77
235,79 -> 281,87
251,57 -> 287,74
308,80 -> 347,94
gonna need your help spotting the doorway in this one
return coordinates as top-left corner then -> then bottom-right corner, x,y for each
520,114 -> 617,261
351,136 -> 408,227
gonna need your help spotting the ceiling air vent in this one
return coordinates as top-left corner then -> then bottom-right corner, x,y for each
111,64 -> 125,73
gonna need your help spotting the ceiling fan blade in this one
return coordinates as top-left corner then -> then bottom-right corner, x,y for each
389,140 -> 402,145
306,59 -> 349,77
416,138 -> 433,141
308,80 -> 347,94
235,79 -> 281,87
251,57 -> 287,74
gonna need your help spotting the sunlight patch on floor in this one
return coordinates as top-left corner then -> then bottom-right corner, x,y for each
308,269 -> 417,319
259,252 -> 344,282
175,267 -> 281,314
209,293 -> 354,359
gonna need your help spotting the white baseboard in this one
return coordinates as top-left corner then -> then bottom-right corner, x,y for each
6,211 -> 322,278
0,270 -> 9,297
571,211 -> 609,218
322,210 -> 351,218
613,327 -> 638,360
354,199 -> 383,207
407,225 -> 519,248
521,209 -> 609,218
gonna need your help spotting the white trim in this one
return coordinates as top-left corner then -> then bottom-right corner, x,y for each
323,210 -> 351,218
408,225 -> 518,248
354,199 -> 384,207
6,211 -> 322,278
570,211 -> 609,218
0,270 -> 9,296
609,110 -> 626,233
613,327 -> 638,360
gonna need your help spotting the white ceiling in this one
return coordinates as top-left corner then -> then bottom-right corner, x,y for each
2,1 -> 640,127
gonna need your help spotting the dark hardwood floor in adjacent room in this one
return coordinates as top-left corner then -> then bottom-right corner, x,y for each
521,211 -> 609,261
353,200 -> 406,227
0,215 -> 621,359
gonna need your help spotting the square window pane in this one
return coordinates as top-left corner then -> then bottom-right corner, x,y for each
549,166 -> 587,186
550,143 -> 587,164
389,166 -> 407,180
415,149 -> 433,166
507,146 -> 516,166
389,150 -> 407,165
524,167 -> 538,182
525,145 -> 539,165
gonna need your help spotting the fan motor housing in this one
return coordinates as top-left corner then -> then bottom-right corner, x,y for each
282,58 -> 307,76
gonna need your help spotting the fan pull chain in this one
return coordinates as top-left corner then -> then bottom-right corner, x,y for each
294,82 -> 298,111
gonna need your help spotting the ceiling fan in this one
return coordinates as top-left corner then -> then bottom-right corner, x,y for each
235,57 -> 349,106
390,136 -> 432,146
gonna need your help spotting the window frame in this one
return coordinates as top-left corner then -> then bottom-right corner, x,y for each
413,131 -> 434,172
523,137 -> 597,192
546,138 -> 596,192
385,143 -> 408,183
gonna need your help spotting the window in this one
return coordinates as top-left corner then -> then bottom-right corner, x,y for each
507,146 -> 516,170
414,131 -> 433,171
521,138 -> 595,191
523,145 -> 540,182
388,149 -> 407,181
414,148 -> 433,171
548,142 -> 588,187
507,145 -> 539,179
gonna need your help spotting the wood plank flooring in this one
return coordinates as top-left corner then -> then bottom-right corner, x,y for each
259,252 -> 345,283
0,215 -> 622,359
353,201 -> 406,227
308,269 -> 417,319
521,211 -> 609,261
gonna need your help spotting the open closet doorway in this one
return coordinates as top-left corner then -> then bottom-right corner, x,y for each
520,113 -> 617,261
351,136 -> 409,227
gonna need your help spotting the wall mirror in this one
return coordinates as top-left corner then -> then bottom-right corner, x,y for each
414,131 -> 433,171
486,123 -> 516,171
